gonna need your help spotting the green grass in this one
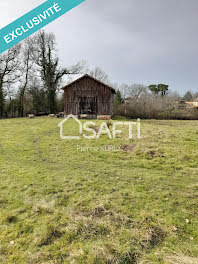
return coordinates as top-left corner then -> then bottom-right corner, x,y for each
0,117 -> 198,264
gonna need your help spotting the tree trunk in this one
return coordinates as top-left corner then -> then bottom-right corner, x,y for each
18,88 -> 26,117
48,88 -> 56,114
0,83 -> 4,118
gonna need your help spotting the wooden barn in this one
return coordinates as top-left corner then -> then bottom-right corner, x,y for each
61,74 -> 116,119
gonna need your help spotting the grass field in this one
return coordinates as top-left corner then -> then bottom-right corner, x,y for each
0,117 -> 198,264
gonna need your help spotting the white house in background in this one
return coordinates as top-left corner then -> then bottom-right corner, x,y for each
186,97 -> 198,108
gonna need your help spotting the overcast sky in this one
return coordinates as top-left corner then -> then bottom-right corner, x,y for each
1,0 -> 198,95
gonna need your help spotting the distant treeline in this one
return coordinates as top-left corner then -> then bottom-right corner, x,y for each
0,30 -> 109,118
114,85 -> 198,120
0,30 -> 197,120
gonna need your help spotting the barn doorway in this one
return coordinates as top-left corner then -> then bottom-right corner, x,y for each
78,97 -> 97,119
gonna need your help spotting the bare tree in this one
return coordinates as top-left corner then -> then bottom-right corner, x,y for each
0,45 -> 21,117
193,93 -> 198,100
118,84 -> 129,98
35,31 -> 84,114
127,84 -> 149,99
89,67 -> 110,84
118,83 -> 149,99
115,90 -> 182,119
18,37 -> 36,117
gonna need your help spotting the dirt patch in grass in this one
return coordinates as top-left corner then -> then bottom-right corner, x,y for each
121,144 -> 136,153
66,217 -> 110,243
88,205 -> 113,218
118,251 -> 140,264
5,215 -> 17,224
88,124 -> 100,133
88,121 -> 112,134
87,244 -> 141,264
78,221 -> 109,238
146,149 -> 166,159
140,225 -> 166,250
37,226 -> 62,247
85,206 -> 134,228
148,150 -> 157,158
76,220 -> 110,239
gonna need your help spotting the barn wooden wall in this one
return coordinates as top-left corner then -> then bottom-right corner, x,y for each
63,76 -> 114,116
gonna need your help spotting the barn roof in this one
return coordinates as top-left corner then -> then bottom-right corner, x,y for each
61,74 -> 116,93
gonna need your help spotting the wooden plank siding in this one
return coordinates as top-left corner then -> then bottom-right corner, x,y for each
62,74 -> 115,118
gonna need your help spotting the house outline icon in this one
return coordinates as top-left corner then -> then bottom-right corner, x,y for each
58,114 -> 83,140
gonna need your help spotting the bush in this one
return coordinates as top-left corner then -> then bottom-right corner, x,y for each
114,94 -> 198,120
